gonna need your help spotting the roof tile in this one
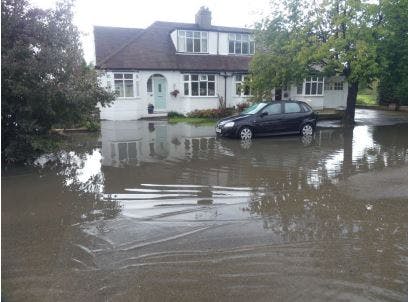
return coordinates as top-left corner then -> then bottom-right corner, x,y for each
95,21 -> 253,72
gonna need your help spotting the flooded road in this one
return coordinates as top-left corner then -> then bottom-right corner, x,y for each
2,109 -> 408,301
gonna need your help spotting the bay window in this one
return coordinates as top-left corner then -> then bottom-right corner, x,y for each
183,74 -> 215,96
178,30 -> 208,53
229,33 -> 255,55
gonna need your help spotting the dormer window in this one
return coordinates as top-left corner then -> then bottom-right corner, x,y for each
229,33 -> 254,55
178,30 -> 208,53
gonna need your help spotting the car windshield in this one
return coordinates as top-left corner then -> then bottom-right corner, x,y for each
241,103 -> 267,115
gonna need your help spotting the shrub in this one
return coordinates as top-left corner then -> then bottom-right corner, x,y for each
187,108 -> 235,119
236,102 -> 251,112
168,111 -> 185,118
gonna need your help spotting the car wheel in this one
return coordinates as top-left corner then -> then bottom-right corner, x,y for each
238,127 -> 253,140
301,123 -> 314,136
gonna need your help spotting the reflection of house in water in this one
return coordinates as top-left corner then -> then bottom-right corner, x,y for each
100,121 -> 354,193
100,120 -> 216,167
100,121 -> 408,193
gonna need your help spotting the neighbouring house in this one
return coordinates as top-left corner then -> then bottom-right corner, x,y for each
94,7 -> 348,121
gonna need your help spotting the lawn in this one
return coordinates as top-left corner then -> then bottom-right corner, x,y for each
168,117 -> 217,125
357,85 -> 378,106
357,93 -> 378,106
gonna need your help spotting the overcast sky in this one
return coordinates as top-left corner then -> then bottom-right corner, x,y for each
29,0 -> 271,63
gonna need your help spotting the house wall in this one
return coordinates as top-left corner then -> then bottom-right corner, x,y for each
99,70 -> 251,120
98,72 -> 348,120
209,32 -> 218,54
288,77 -> 348,110
170,30 -> 177,49
218,32 -> 229,55
323,81 -> 348,109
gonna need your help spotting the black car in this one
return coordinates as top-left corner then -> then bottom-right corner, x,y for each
215,101 -> 317,139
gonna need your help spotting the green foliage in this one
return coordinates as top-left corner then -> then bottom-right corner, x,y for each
168,117 -> 216,125
236,102 -> 251,113
1,0 -> 115,163
250,0 -> 381,121
377,0 -> 408,105
357,94 -> 377,106
357,83 -> 378,106
187,108 -> 235,119
83,119 -> 100,132
167,111 -> 185,118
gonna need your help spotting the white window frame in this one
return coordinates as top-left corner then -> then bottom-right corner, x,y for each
182,74 -> 216,97
234,74 -> 252,96
334,81 -> 343,90
228,33 -> 255,55
324,81 -> 343,91
303,77 -> 324,96
178,30 -> 208,53
112,73 -> 139,98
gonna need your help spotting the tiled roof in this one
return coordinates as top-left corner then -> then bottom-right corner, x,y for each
95,21 -> 253,72
94,26 -> 144,65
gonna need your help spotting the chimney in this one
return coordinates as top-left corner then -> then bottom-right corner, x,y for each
195,7 -> 212,29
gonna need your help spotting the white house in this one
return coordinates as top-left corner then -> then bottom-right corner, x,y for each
94,7 -> 348,121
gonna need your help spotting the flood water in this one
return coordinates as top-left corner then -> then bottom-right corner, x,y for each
2,109 -> 408,301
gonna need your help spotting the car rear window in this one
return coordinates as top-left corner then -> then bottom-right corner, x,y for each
284,102 -> 302,113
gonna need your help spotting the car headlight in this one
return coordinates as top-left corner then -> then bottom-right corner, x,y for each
224,121 -> 235,128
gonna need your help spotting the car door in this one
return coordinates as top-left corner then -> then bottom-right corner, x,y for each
282,102 -> 304,132
255,102 -> 284,134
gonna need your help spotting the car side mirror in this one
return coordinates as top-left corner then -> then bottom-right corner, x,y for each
260,111 -> 268,117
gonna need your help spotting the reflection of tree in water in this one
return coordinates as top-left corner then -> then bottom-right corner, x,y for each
245,127 -> 408,292
247,174 -> 406,292
35,147 -> 121,223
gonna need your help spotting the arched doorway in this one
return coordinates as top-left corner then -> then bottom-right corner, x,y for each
147,74 -> 167,110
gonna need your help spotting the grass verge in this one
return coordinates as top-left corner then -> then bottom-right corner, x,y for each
357,94 -> 378,106
168,117 -> 217,125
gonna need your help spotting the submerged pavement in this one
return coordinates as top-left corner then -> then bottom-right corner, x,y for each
2,109 -> 408,301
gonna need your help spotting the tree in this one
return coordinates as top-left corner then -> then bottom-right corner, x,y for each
1,0 -> 114,163
250,0 -> 380,124
377,0 -> 408,105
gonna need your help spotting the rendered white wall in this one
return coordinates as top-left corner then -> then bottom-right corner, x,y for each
289,77 -> 348,110
99,71 -> 348,120
208,32 -> 218,54
218,32 -> 229,55
170,30 -> 177,49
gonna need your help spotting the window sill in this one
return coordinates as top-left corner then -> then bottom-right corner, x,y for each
176,52 -> 210,55
228,53 -> 254,56
182,95 -> 217,98
116,96 -> 141,99
297,94 -> 324,97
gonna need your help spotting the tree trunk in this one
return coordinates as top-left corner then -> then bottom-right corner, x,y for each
343,81 -> 358,125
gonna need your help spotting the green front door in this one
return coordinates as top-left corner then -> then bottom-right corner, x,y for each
154,78 -> 166,110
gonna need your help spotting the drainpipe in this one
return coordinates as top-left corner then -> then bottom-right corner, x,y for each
224,74 -> 227,106
221,72 -> 231,107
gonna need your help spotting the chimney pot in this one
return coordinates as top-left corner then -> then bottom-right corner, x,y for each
195,7 -> 212,29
